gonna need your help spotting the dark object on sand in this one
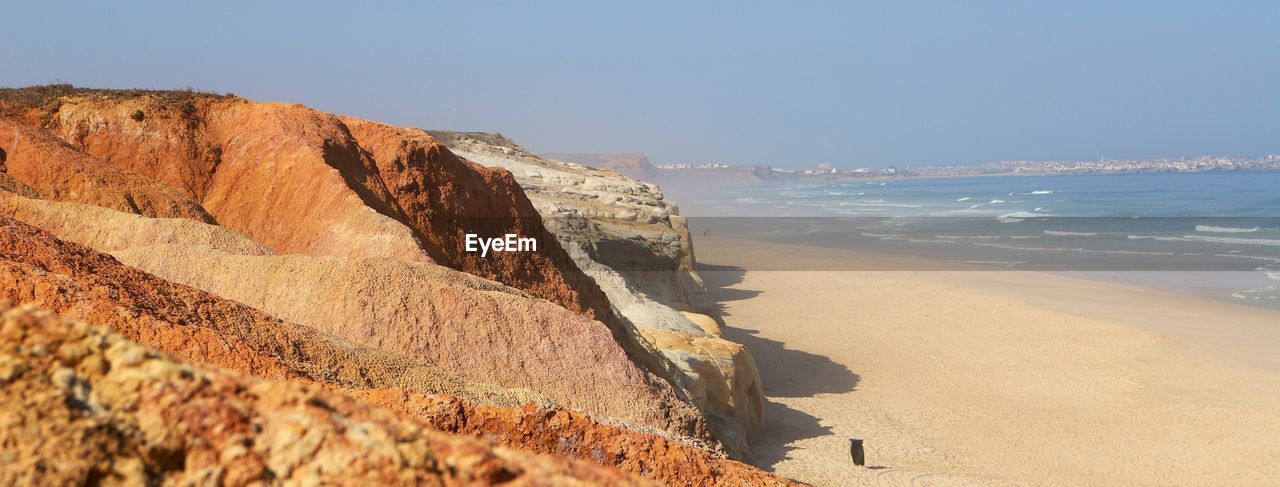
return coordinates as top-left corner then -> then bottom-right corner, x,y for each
850,438 -> 865,466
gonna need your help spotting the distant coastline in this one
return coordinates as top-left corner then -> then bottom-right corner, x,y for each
642,156 -> 1280,185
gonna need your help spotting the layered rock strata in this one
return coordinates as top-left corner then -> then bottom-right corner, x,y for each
430,132 -> 764,454
0,87 -> 789,480
0,305 -> 649,485
0,213 -> 794,485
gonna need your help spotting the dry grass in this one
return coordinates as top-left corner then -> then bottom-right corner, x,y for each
0,84 -> 231,120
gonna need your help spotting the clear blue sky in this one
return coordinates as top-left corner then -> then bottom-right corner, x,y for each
4,1 -> 1277,167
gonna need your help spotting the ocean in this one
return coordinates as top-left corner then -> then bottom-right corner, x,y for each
663,171 -> 1280,310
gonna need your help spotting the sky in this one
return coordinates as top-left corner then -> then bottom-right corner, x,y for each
3,1 -> 1277,168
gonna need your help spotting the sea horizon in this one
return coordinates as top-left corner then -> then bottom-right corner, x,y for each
665,170 -> 1280,310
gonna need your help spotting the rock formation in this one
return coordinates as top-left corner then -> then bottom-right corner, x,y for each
0,215 -> 543,409
0,86 -> 789,482
545,153 -> 665,182
373,394 -> 799,487
430,132 -> 765,455
0,88 -> 684,400
0,305 -> 648,485
0,215 -> 793,485
0,118 -> 214,222
0,195 -> 705,441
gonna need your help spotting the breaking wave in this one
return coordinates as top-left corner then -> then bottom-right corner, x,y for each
1195,225 -> 1260,233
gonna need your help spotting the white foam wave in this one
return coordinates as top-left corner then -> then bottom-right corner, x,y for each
957,197 -> 972,202
997,211 -> 1039,223
1232,286 -> 1278,301
1180,235 -> 1280,247
838,202 -> 922,208
960,260 -> 1028,267
936,235 -> 1001,240
1195,225 -> 1260,233
973,242 -> 1176,256
989,199 -> 1006,204
1027,190 -> 1054,195
1044,230 -> 1098,237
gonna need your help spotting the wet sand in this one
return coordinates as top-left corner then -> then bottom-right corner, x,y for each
697,236 -> 1280,486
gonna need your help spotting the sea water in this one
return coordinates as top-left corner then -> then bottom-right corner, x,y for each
665,171 -> 1280,310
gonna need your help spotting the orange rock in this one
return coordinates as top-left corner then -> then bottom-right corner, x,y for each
0,118 -> 213,222
0,305 -> 650,485
0,217 -> 792,484
357,391 -> 802,487
0,91 -> 681,394
0,215 -> 536,406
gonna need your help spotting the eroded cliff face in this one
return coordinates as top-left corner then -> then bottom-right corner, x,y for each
431,132 -> 765,456
544,153 -> 665,182
0,118 -> 214,222
0,206 -> 793,486
0,305 -> 650,486
0,87 -> 789,482
0,87 -> 686,408
0,193 -> 706,444
0,215 -> 543,409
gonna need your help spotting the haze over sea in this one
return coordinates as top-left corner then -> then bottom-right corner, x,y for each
666,171 -> 1280,310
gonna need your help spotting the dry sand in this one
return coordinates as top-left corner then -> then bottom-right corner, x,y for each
697,237 -> 1280,486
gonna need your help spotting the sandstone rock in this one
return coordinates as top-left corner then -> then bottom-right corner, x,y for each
360,393 -> 800,487
431,132 -> 766,455
0,118 -> 214,222
111,244 -> 710,442
0,191 -> 273,256
0,305 -> 649,485
0,216 -> 543,409
0,91 -> 686,404
0,216 -> 790,484
0,173 -> 40,199
0,186 -> 708,444
544,153 -> 665,182
0,87 -> 786,476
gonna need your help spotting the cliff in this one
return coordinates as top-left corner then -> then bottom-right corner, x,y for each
0,86 -> 686,406
544,152 -> 665,182
0,199 -> 794,486
429,131 -> 765,455
0,86 -> 790,482
0,189 -> 705,445
0,305 -> 648,485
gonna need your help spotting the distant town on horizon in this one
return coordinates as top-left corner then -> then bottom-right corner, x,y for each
650,153 -> 1280,181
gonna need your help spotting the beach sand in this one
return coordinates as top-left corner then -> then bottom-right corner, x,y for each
697,236 -> 1280,486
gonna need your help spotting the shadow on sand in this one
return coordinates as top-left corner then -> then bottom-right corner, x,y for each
697,262 -> 863,468
697,262 -> 860,397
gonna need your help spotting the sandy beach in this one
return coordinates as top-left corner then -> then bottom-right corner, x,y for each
697,236 -> 1280,486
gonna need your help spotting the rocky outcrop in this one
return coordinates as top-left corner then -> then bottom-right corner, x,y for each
0,90 -> 686,403
367,394 -> 800,487
0,197 -> 705,441
113,245 -> 707,441
0,215 -> 543,409
431,132 -> 765,455
0,87 -> 786,478
544,152 -> 665,182
5,91 -> 591,312
0,305 -> 649,485
0,216 -> 789,485
0,118 -> 214,222
0,191 -> 274,256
